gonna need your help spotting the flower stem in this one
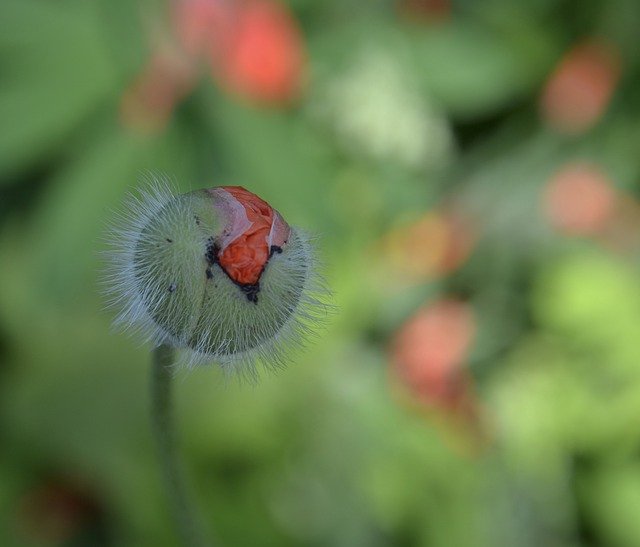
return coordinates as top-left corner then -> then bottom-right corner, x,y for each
151,344 -> 211,546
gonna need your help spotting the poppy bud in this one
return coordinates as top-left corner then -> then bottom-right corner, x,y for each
104,179 -> 328,376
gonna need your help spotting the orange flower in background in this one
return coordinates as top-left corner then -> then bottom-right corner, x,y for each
121,0 -> 305,132
210,0 -> 306,104
544,161 -> 617,236
119,48 -> 197,133
174,0 -> 307,104
541,39 -> 621,134
380,208 -> 475,286
391,299 -> 477,420
598,194 -> 640,256
173,0 -> 228,58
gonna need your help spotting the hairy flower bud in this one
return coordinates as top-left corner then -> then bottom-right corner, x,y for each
104,180 -> 329,376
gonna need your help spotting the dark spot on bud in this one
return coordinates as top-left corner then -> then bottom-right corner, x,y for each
168,283 -> 177,292
240,283 -> 260,304
166,238 -> 173,243
269,245 -> 283,257
194,215 -> 201,226
205,237 -> 219,266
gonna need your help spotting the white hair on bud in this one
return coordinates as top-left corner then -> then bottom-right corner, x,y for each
102,177 -> 332,380
101,176 -> 178,345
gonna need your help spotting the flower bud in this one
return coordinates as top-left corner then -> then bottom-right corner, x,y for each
104,180 -> 328,375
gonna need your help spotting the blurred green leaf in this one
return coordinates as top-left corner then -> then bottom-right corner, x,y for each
0,0 -> 122,178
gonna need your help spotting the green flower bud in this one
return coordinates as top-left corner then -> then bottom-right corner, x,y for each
104,180 -> 329,377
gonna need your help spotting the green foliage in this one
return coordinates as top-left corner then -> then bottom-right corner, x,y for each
2,0 -> 640,545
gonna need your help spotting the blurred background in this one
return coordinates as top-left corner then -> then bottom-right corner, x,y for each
2,0 -> 640,545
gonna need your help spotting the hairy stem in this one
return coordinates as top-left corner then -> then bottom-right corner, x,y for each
151,344 -> 211,546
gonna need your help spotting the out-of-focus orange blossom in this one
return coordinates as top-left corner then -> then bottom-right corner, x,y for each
211,0 -> 306,105
390,299 -> 480,432
120,48 -> 197,133
540,39 -> 621,134
121,0 -> 306,131
173,0 -> 228,58
599,194 -> 640,255
543,161 -> 617,236
173,0 -> 306,104
378,208 -> 475,287
544,161 -> 640,259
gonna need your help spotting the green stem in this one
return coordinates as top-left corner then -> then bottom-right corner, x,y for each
151,344 -> 211,547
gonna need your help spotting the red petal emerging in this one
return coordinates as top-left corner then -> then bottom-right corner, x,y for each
209,186 -> 290,285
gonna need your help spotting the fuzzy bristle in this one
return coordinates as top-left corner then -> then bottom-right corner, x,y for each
102,178 -> 332,378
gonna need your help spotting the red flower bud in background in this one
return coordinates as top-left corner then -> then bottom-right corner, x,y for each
173,0 -> 228,58
598,195 -> 640,256
121,0 -> 305,131
209,0 -> 306,105
120,48 -> 197,133
543,161 -> 617,236
390,299 -> 478,424
378,208 -> 475,287
540,39 -> 621,134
